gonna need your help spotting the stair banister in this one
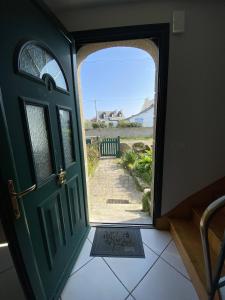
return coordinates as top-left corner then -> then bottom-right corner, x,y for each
200,195 -> 225,300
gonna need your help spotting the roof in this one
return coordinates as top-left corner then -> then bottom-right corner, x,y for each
97,110 -> 124,120
141,99 -> 154,111
125,103 -> 154,120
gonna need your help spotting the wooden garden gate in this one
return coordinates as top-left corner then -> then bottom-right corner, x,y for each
100,136 -> 120,157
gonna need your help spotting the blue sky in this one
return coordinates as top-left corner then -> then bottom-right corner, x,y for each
80,47 -> 155,120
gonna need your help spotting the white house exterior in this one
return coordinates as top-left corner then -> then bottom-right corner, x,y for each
126,102 -> 154,127
95,110 -> 124,126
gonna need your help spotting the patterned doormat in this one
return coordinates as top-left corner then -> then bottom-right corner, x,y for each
90,227 -> 145,258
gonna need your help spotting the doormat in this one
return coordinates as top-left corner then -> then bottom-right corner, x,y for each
90,227 -> 145,258
106,199 -> 130,204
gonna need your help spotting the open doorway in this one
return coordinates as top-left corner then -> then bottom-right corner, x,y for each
77,40 -> 159,225
72,24 -> 169,226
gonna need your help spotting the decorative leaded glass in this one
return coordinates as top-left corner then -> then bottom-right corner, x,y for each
19,43 -> 68,91
59,109 -> 75,166
26,104 -> 53,181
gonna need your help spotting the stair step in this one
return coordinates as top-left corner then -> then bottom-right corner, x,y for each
169,218 -> 225,300
192,207 -> 225,255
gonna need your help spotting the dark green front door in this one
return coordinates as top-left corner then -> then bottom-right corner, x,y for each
0,1 -> 88,299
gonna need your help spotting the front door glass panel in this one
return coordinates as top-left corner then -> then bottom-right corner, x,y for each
19,42 -> 68,92
59,109 -> 75,167
26,104 -> 53,181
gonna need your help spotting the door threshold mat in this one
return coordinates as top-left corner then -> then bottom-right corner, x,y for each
106,199 -> 130,204
90,227 -> 145,258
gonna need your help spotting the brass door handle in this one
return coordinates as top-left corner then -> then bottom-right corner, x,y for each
57,168 -> 66,186
8,180 -> 36,220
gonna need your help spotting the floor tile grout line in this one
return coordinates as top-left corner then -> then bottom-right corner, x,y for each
124,293 -> 131,300
132,293 -> 136,300
87,237 -> 93,244
130,252 -> 162,294
124,293 -> 136,300
101,257 -> 131,296
160,256 -> 191,282
70,257 -> 95,278
129,238 -> 173,295
158,238 -> 173,257
145,238 -> 191,282
129,293 -> 136,300
142,237 -> 172,257
142,241 -> 161,256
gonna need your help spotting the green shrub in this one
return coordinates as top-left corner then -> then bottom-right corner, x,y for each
117,121 -> 143,128
120,148 -> 152,186
100,122 -> 107,128
87,144 -> 99,176
130,122 -> 142,127
92,122 -> 100,128
121,150 -> 138,170
134,150 -> 152,172
92,122 -> 107,128
117,120 -> 130,128
134,150 -> 152,184
142,191 -> 151,212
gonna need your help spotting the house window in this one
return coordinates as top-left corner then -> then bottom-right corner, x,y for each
18,41 -> 68,92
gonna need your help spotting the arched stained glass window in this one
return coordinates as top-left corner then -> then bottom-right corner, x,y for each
18,42 -> 68,92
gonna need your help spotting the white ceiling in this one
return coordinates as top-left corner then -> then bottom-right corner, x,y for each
44,0 -> 143,11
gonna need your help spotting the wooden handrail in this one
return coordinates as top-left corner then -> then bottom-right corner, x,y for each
200,196 -> 225,300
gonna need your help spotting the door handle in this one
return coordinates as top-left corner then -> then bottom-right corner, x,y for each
8,180 -> 36,220
57,168 -> 66,186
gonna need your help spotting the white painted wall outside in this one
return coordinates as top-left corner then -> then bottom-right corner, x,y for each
56,0 -> 225,214
126,107 -> 154,127
86,127 -> 153,138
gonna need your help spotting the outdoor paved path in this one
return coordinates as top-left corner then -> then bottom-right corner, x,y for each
88,157 -> 152,224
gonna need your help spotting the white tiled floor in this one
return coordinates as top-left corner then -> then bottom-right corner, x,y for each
2,227 -> 224,300
61,227 -> 199,300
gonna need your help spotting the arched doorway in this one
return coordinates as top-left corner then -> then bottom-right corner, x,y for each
77,40 -> 159,225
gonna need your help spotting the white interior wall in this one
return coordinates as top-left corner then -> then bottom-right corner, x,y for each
56,0 -> 225,214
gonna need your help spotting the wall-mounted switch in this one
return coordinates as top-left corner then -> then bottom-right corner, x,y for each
173,10 -> 185,33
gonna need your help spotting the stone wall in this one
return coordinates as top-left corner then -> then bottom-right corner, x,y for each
85,127 -> 153,138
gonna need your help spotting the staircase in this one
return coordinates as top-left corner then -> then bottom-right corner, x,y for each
169,199 -> 225,300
